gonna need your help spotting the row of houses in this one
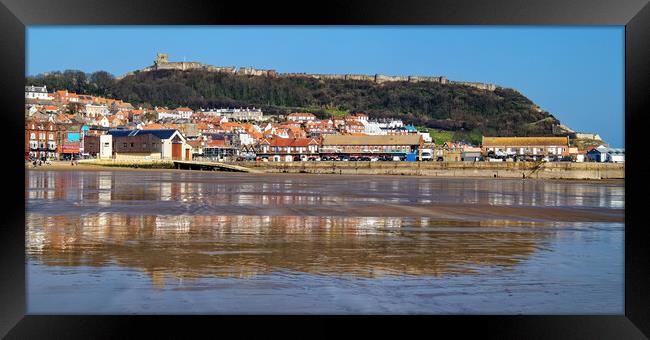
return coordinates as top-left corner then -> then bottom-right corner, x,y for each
26,120 -> 623,164
480,136 -> 624,163
25,88 -> 622,163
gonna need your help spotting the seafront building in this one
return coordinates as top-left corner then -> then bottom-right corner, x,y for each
320,135 -> 423,158
481,136 -> 571,158
107,129 -> 192,161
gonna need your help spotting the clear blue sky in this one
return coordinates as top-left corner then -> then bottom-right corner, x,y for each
27,26 -> 624,147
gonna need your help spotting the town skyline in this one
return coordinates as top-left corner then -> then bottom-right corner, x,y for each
27,26 -> 624,147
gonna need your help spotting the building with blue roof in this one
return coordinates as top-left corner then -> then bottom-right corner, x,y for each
586,145 -> 625,163
106,129 -> 192,160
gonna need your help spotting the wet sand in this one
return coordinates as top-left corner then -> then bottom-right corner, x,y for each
25,170 -> 624,314
26,162 -> 177,172
26,168 -> 623,223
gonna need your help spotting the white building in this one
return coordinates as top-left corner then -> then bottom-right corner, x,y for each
575,132 -> 602,141
287,112 -> 317,123
238,133 -> 256,146
215,107 -> 263,121
157,111 -> 181,120
200,108 -> 221,117
175,107 -> 194,119
25,85 -> 52,100
85,104 -> 109,118
373,118 -> 404,129
108,129 -> 191,160
418,131 -> 433,143
586,145 -> 625,163
361,120 -> 386,135
607,149 -> 625,163
95,115 -> 110,128
99,134 -> 113,159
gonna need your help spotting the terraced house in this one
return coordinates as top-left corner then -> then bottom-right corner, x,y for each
258,137 -> 320,161
320,135 -> 423,157
25,120 -> 63,160
481,136 -> 570,157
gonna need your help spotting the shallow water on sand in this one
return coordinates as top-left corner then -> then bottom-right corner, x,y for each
26,170 -> 624,314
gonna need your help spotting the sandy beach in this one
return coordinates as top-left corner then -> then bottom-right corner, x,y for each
26,169 -> 624,314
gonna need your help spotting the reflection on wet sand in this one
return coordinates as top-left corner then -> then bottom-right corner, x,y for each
25,170 -> 624,291
26,171 -> 624,223
27,213 -> 555,286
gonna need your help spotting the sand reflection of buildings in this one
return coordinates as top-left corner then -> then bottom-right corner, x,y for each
26,211 -> 552,288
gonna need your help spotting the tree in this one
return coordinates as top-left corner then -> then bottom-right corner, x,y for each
143,111 -> 157,122
66,102 -> 84,114
89,71 -> 115,96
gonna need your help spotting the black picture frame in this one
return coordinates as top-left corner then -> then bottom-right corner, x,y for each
1,0 -> 648,338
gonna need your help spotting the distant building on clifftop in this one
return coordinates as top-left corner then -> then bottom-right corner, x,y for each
118,52 -> 499,91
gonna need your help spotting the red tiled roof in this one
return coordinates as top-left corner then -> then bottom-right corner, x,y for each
207,139 -> 226,147
186,140 -> 203,148
142,123 -> 164,129
261,137 -> 318,147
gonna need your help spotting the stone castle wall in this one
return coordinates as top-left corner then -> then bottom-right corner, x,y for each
126,53 -> 498,91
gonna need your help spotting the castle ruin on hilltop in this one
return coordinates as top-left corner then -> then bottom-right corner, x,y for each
119,53 -> 498,91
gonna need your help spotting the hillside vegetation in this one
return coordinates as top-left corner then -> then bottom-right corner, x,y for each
27,69 -> 565,143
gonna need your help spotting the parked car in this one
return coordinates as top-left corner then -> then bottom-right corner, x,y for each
349,156 -> 358,161
560,156 -> 573,162
420,149 -> 433,161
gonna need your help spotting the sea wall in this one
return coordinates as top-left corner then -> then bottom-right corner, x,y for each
230,161 -> 624,180
79,159 -> 175,169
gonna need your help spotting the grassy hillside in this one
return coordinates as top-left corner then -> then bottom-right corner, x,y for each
27,69 -> 566,144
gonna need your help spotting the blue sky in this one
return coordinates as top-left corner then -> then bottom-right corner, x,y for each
27,26 -> 624,147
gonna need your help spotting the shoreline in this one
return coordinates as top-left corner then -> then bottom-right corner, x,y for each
25,162 -> 624,183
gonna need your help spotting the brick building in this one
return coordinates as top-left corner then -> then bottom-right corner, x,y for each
25,120 -> 64,160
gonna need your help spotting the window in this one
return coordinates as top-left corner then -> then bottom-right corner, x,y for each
49,133 -> 54,140
39,133 -> 45,139
130,143 -> 134,147
30,133 -> 36,140
104,142 -> 109,147
123,143 -> 127,148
